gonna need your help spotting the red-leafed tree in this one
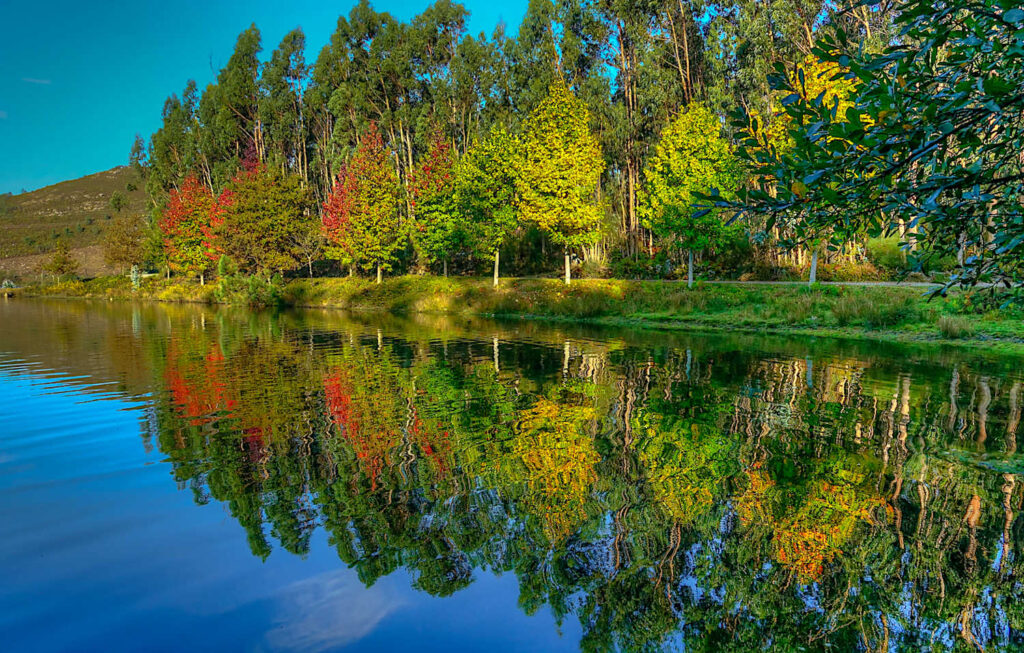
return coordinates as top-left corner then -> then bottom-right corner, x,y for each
159,175 -> 217,283
321,162 -> 359,273
408,131 -> 462,276
322,124 -> 401,283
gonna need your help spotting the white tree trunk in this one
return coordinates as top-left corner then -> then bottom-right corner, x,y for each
376,262 -> 382,284
564,251 -> 571,286
493,251 -> 500,288
809,250 -> 818,285
687,250 -> 694,288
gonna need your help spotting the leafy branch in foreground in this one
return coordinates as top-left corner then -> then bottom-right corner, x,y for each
709,0 -> 1024,295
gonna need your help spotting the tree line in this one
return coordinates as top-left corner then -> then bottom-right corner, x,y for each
122,0 -> 1020,291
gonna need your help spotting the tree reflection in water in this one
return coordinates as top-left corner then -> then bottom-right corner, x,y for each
22,301 -> 1022,651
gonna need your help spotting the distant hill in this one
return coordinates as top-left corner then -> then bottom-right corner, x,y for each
0,166 -> 148,259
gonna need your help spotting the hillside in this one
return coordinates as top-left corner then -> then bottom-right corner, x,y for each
0,166 -> 148,260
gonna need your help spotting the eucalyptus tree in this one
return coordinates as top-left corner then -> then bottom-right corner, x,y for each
147,81 -> 204,198
260,28 -> 309,181
207,25 -> 264,167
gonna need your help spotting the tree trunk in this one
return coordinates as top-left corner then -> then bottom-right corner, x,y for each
564,251 -> 571,286
200,272 -> 205,286
443,259 -> 448,278
687,250 -> 694,288
308,258 -> 313,278
376,262 -> 382,284
493,251 -> 500,288
809,250 -> 818,285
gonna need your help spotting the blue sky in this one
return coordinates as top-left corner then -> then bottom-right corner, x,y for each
0,0 -> 527,195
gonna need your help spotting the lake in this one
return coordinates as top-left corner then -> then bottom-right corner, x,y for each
2,298 -> 1023,652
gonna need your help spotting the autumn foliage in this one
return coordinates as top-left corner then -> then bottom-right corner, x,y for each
408,132 -> 461,270
322,123 -> 401,280
159,175 -> 217,279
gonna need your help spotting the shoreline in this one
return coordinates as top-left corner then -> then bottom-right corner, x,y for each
18,275 -> 1024,355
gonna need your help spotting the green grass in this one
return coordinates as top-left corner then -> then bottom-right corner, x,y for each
24,274 -> 1024,351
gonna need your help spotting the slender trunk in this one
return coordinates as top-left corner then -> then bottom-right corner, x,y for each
376,262 -> 382,285
443,259 -> 448,278
200,272 -> 205,286
809,250 -> 818,285
348,265 -> 354,278
308,258 -> 313,278
687,250 -> 694,288
493,251 -> 500,288
564,251 -> 571,286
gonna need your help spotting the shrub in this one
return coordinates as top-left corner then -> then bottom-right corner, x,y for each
213,274 -> 283,307
610,250 -> 673,280
817,261 -> 889,282
938,315 -> 976,339
865,237 -> 906,271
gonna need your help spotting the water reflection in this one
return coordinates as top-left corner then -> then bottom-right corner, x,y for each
4,299 -> 1024,651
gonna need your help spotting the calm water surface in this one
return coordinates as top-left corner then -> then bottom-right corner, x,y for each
2,298 -> 1024,652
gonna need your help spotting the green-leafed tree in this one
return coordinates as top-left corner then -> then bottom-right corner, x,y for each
215,166 -> 312,277
409,132 -> 462,276
260,28 -> 308,181
322,124 -> 403,283
640,104 -> 740,287
517,81 -> 604,284
719,0 -> 1024,294
455,127 -> 520,287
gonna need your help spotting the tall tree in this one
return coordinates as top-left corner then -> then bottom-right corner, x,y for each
322,124 -> 403,283
147,81 -> 203,197
517,81 -> 604,284
260,28 -> 309,180
455,127 -> 521,286
640,104 -> 740,287
409,132 -> 462,275
205,25 -> 264,180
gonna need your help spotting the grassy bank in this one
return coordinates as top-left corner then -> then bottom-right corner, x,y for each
25,274 -> 1024,351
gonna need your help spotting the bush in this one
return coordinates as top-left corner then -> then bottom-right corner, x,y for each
214,274 -> 284,307
816,261 -> 889,282
709,226 -> 755,276
938,315 -> 976,339
865,237 -> 906,271
610,250 -> 674,280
